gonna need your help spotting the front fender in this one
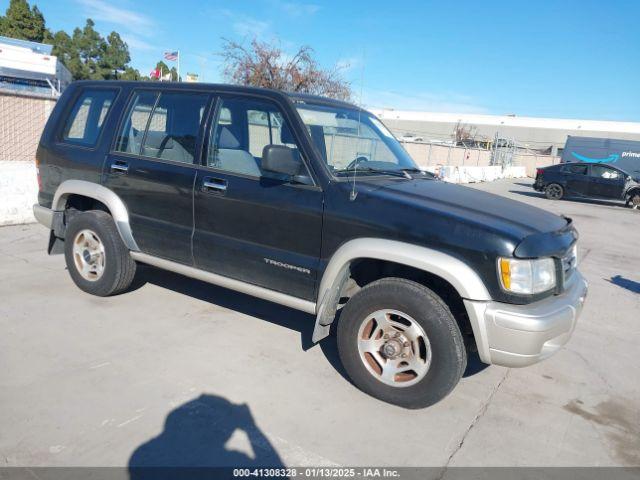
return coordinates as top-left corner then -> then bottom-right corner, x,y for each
312,238 -> 491,343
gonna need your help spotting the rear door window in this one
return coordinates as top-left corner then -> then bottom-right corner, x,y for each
61,88 -> 117,147
141,92 -> 209,164
115,91 -> 209,164
115,91 -> 158,154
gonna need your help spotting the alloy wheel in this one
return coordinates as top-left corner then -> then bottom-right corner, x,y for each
72,229 -> 106,281
546,184 -> 563,200
357,309 -> 432,387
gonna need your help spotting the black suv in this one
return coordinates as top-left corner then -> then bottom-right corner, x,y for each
33,81 -> 587,408
534,162 -> 640,208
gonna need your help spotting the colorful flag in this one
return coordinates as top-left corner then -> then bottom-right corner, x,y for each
149,67 -> 160,79
164,51 -> 179,61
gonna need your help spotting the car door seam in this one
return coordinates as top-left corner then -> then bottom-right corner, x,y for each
190,170 -> 197,267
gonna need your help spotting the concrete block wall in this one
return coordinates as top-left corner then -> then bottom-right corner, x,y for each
514,153 -> 561,176
0,161 -> 38,226
402,142 -> 493,168
400,141 -> 560,174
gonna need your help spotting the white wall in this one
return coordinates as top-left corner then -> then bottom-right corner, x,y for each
423,165 -> 527,184
0,161 -> 38,226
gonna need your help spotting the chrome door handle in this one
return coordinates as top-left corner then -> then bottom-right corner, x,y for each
111,162 -> 129,173
203,178 -> 227,192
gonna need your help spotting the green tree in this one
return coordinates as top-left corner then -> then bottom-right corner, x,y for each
49,30 -> 84,77
1,2 -> 143,81
59,19 -> 140,80
72,19 -> 105,79
119,66 -> 141,81
0,0 -> 48,42
103,32 -> 130,77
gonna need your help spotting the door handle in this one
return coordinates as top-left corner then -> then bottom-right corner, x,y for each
111,161 -> 129,174
202,177 -> 227,192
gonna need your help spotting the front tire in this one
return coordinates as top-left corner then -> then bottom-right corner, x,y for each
626,192 -> 640,210
544,183 -> 564,200
336,278 -> 467,409
64,210 -> 136,296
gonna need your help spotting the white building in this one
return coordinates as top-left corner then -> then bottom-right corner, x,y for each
0,35 -> 72,96
371,109 -> 640,155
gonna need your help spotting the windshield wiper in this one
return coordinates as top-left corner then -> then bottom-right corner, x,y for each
335,165 -> 412,178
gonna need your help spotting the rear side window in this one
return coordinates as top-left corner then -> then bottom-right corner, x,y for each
142,92 -> 208,164
115,91 -> 158,154
115,90 -> 208,164
563,164 -> 588,175
61,89 -> 117,147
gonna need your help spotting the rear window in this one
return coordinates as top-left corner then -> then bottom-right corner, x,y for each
61,89 -> 117,147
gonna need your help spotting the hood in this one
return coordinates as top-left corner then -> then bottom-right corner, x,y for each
360,178 -> 574,256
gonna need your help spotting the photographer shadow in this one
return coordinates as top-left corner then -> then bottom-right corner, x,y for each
129,394 -> 286,479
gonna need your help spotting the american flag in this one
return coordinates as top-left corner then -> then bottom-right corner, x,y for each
164,51 -> 178,61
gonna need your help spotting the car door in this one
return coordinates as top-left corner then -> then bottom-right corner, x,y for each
561,163 -> 590,195
587,165 -> 626,199
192,95 -> 323,301
103,89 -> 211,264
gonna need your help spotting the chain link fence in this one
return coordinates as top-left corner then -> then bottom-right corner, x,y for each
0,90 -> 56,162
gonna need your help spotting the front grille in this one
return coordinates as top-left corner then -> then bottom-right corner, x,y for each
562,244 -> 577,284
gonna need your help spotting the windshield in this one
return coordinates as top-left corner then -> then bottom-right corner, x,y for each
296,104 -> 419,176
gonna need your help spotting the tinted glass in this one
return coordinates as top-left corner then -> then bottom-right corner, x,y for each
564,164 -> 588,175
208,97 -> 306,178
115,91 -> 158,154
590,165 -> 621,179
62,89 -> 117,147
141,92 -> 208,164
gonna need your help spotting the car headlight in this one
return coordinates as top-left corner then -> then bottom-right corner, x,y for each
498,257 -> 556,294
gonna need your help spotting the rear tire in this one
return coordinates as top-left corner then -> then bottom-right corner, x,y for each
336,278 -> 467,409
64,210 -> 136,296
545,183 -> 564,200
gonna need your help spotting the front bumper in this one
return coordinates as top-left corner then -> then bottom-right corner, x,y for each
465,272 -> 588,367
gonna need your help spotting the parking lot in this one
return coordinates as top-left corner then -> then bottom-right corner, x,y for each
0,178 -> 638,468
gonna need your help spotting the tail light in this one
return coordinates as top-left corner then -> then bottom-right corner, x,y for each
35,156 -> 42,190
536,168 -> 544,177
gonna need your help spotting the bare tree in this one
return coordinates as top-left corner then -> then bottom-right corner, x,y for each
453,121 -> 477,146
219,38 -> 352,101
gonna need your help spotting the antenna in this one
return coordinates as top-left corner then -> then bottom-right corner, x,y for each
350,52 -> 365,201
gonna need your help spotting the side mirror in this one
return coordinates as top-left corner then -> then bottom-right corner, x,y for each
261,145 -> 300,177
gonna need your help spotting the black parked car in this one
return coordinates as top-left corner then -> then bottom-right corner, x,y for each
534,162 -> 640,208
33,81 -> 587,408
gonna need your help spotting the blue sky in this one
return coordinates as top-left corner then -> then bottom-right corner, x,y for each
8,0 -> 640,121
